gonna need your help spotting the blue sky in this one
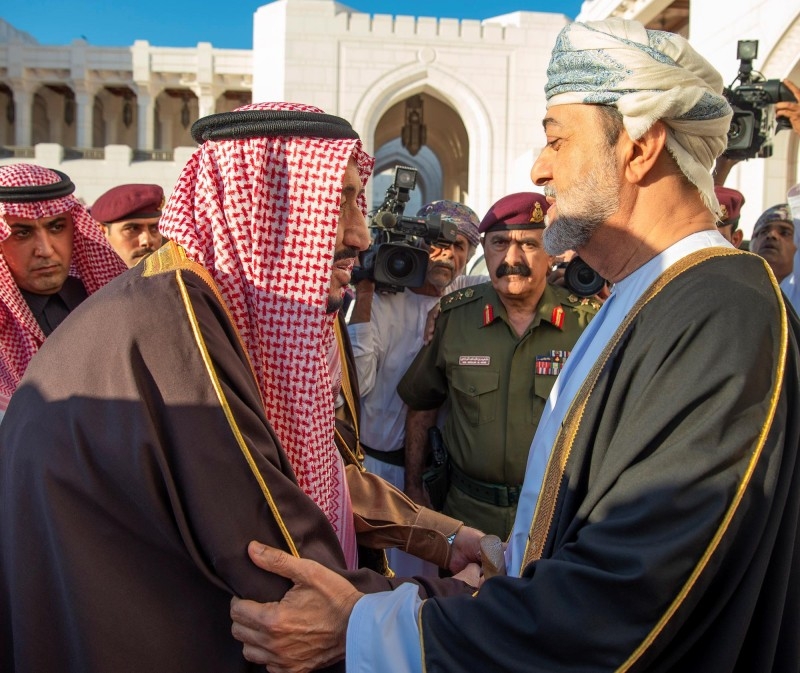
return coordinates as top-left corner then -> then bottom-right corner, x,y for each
3,0 -> 584,49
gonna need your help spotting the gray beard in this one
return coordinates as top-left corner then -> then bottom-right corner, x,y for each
541,157 -> 620,256
543,215 -> 600,256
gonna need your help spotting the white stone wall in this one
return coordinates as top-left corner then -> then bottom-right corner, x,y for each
0,144 -> 197,206
253,1 -> 570,216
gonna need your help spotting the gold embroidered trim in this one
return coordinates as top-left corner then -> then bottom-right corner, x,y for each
521,248 -> 740,568
519,248 -> 787,671
618,253 -> 788,671
418,599 -> 429,673
334,318 -> 365,469
334,425 -> 364,469
176,268 -> 299,558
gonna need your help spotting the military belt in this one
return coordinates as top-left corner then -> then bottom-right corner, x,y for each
450,462 -> 521,507
362,444 -> 406,467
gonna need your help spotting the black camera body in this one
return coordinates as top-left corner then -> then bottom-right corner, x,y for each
724,40 -> 795,161
353,166 -> 457,293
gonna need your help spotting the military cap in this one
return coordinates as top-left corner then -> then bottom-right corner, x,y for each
714,185 -> 744,229
92,184 -> 165,224
753,204 -> 794,236
478,192 -> 549,234
416,200 -> 481,248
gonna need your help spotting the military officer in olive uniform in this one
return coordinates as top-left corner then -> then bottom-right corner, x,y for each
398,192 -> 598,538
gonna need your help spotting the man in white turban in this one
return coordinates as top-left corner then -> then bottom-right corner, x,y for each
229,20 -> 800,673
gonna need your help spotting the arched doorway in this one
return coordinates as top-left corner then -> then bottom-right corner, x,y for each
31,84 -> 76,146
372,92 -> 470,213
93,86 -> 138,148
154,89 -> 198,149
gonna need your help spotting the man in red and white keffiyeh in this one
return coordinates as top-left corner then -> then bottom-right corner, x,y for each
160,102 -> 374,565
0,164 -> 126,413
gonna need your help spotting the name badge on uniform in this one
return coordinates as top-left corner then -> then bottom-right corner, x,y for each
459,355 -> 491,366
535,350 -> 570,376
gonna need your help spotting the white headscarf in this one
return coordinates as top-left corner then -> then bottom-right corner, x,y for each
545,18 -> 732,213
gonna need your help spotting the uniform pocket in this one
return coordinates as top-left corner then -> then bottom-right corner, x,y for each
452,368 -> 499,426
534,374 -> 557,402
530,374 -> 557,425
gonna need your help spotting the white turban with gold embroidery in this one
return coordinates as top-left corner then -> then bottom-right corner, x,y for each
545,18 -> 732,212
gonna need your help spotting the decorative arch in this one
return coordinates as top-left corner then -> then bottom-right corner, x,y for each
371,139 -> 442,213
351,61 -> 494,215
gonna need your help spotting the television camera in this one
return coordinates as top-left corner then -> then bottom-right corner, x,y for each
724,39 -> 796,161
352,166 -> 458,293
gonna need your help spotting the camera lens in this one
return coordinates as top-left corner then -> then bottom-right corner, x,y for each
728,119 -> 743,140
386,249 -> 415,278
564,257 -> 605,297
374,243 -> 429,288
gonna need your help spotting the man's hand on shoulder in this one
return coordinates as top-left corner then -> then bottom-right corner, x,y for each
230,542 -> 363,673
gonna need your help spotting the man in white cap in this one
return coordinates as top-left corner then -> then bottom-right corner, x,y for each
781,183 -> 800,312
230,19 -> 800,673
750,203 -> 796,284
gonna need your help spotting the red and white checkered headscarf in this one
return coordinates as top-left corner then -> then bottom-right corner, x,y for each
0,164 -> 127,411
160,102 -> 374,538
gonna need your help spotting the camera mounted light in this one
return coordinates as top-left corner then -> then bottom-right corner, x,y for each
737,40 -> 758,62
394,166 -> 417,191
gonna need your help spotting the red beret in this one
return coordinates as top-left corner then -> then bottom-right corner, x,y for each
478,192 -> 550,234
714,185 -> 745,227
92,184 -> 165,224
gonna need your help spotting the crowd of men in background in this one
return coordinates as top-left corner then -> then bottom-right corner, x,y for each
1,17 -> 800,671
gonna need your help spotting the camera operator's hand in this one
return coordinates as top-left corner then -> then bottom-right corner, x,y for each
348,278 -> 376,324
776,79 -> 800,135
713,154 -> 741,186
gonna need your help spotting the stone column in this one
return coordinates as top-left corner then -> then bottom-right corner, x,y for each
10,82 -> 33,147
197,87 -> 216,120
132,40 -> 156,151
136,90 -> 155,151
74,84 -> 95,148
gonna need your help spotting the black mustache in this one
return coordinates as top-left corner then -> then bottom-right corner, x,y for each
496,263 -> 531,278
334,246 -> 360,262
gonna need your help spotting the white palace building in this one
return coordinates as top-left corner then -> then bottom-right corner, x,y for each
1,0 -> 799,235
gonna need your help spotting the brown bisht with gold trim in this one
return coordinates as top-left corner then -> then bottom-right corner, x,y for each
0,244 -> 463,673
420,251 -> 800,672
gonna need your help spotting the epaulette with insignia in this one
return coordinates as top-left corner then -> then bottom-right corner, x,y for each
560,289 -> 601,314
571,296 -> 602,313
440,282 -> 487,312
